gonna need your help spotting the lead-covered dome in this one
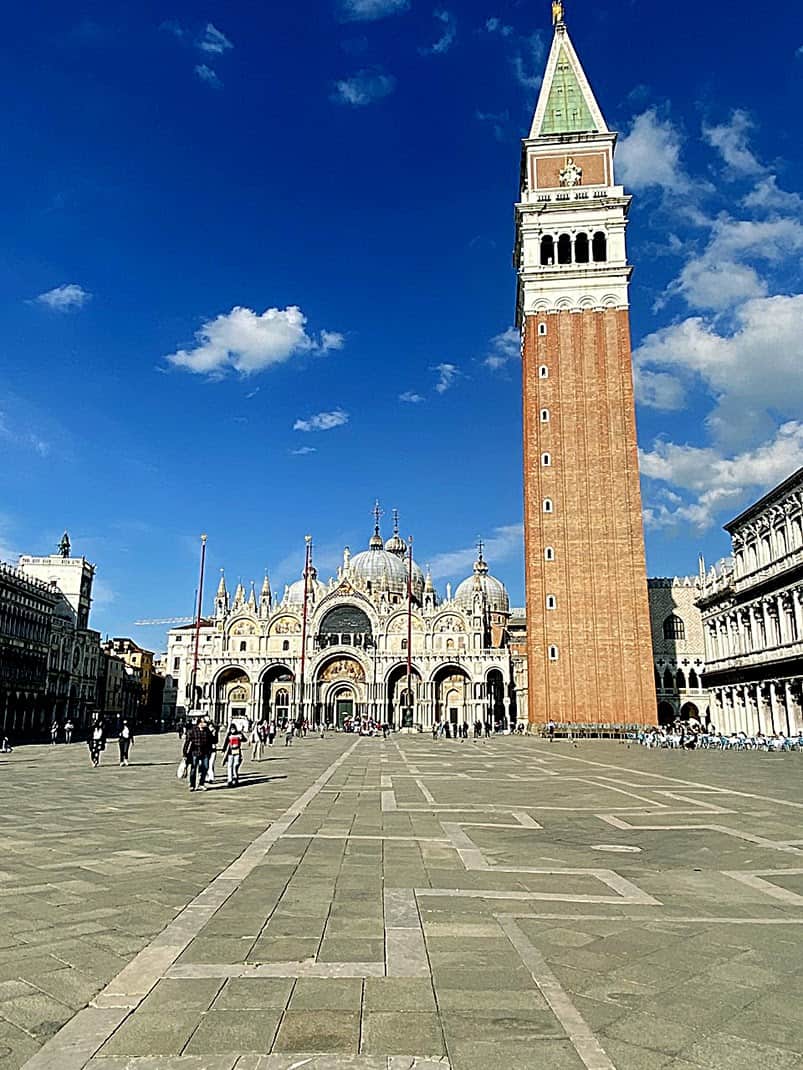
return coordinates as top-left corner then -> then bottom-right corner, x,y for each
285,565 -> 327,605
454,547 -> 509,613
351,515 -> 425,601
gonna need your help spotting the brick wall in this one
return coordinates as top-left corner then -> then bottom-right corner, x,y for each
522,309 -> 656,725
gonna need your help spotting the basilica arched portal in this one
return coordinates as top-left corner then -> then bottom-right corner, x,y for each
315,655 -> 367,727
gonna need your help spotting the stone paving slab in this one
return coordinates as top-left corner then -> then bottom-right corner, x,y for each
2,736 -> 803,1069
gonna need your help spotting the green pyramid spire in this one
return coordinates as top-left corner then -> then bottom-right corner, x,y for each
539,44 -> 597,135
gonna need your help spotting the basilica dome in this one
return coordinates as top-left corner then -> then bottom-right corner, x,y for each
285,566 -> 327,605
350,520 -> 425,601
454,548 -> 510,614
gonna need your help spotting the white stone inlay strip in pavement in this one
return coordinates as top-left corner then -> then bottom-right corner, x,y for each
167,961 -> 386,979
383,888 -> 429,978
20,740 -> 362,1070
723,869 -> 803,906
498,916 -> 617,1070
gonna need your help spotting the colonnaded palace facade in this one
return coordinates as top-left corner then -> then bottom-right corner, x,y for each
169,515 -> 524,730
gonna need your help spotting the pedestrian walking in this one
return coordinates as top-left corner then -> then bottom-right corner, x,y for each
252,719 -> 267,762
547,719 -> 556,742
51,720 -> 59,745
207,721 -> 219,784
87,721 -> 105,767
268,718 -> 277,747
221,724 -> 245,786
285,721 -> 295,746
118,720 -> 134,765
1,736 -> 12,753
183,717 -> 214,792
64,719 -> 74,744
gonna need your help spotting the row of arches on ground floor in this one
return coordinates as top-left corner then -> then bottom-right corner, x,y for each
1,686 -> 89,739
194,662 -> 517,730
657,700 -> 706,726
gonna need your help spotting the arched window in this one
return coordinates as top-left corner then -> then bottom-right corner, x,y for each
540,408 -> 550,422
538,322 -> 547,336
574,232 -> 590,263
540,235 -> 554,265
663,614 -> 685,640
239,640 -> 247,652
446,638 -> 454,650
557,233 -> 572,264
401,638 -> 408,650
592,231 -> 607,262
542,452 -> 551,466
688,668 -> 699,688
546,594 -> 557,610
282,639 -> 290,652
663,668 -> 674,689
676,669 -> 687,690
543,498 -> 553,513
654,669 -> 661,691
539,365 -> 549,379
544,546 -> 555,561
548,645 -> 559,661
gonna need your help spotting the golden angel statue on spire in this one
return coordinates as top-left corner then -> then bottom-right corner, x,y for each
552,1 -> 565,26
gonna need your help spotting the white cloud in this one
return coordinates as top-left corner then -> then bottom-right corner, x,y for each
667,216 -> 803,311
635,294 -> 803,448
290,446 -> 317,455
484,326 -> 519,369
475,109 -> 509,141
485,16 -> 513,36
165,305 -> 343,377
35,283 -> 91,312
420,10 -> 456,56
399,391 -> 424,403
293,409 -> 350,432
332,69 -> 396,106
197,23 -> 233,54
195,64 -> 222,89
640,422 -> 803,532
702,110 -> 763,177
0,410 -> 50,457
429,522 -> 523,579
616,109 -> 692,194
744,175 -> 803,214
340,0 -> 409,21
433,363 -> 459,393
511,32 -> 544,90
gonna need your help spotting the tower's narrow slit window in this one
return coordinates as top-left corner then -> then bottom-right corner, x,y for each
540,408 -> 550,422
592,231 -> 607,262
548,645 -> 559,661
543,498 -> 553,514
544,546 -> 555,561
539,365 -> 549,379
542,452 -> 551,466
546,595 -> 557,610
538,323 -> 547,337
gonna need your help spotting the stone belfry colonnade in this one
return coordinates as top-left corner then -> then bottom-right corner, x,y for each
515,2 -> 656,726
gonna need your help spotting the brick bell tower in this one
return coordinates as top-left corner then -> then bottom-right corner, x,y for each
515,2 -> 656,727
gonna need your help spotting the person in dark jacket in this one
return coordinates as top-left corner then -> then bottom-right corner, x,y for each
183,717 -> 214,791
118,720 -> 134,766
88,721 -> 105,767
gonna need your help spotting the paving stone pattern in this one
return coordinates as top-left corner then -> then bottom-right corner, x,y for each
1,734 -> 803,1069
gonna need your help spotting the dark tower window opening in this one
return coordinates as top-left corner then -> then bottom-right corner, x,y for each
540,235 -> 554,265
575,232 -> 590,263
592,231 -> 607,262
557,233 -> 572,264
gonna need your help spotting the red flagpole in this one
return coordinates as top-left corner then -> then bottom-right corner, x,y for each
406,535 -> 413,726
299,535 -> 312,726
190,534 -> 207,714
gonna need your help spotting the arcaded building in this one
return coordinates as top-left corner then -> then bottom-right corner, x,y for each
514,4 -> 655,726
648,578 -> 709,725
698,467 -> 803,735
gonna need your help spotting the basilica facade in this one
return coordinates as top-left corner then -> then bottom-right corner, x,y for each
167,513 -> 522,731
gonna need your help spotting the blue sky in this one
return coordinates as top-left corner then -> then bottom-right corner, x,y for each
1,0 -> 802,652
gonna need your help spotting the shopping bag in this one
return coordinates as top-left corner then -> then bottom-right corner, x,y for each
176,758 -> 187,780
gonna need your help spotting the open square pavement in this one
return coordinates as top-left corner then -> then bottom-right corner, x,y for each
1,732 -> 802,1070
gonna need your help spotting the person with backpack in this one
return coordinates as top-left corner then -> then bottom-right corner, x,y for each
221,724 -> 245,786
183,716 -> 214,792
